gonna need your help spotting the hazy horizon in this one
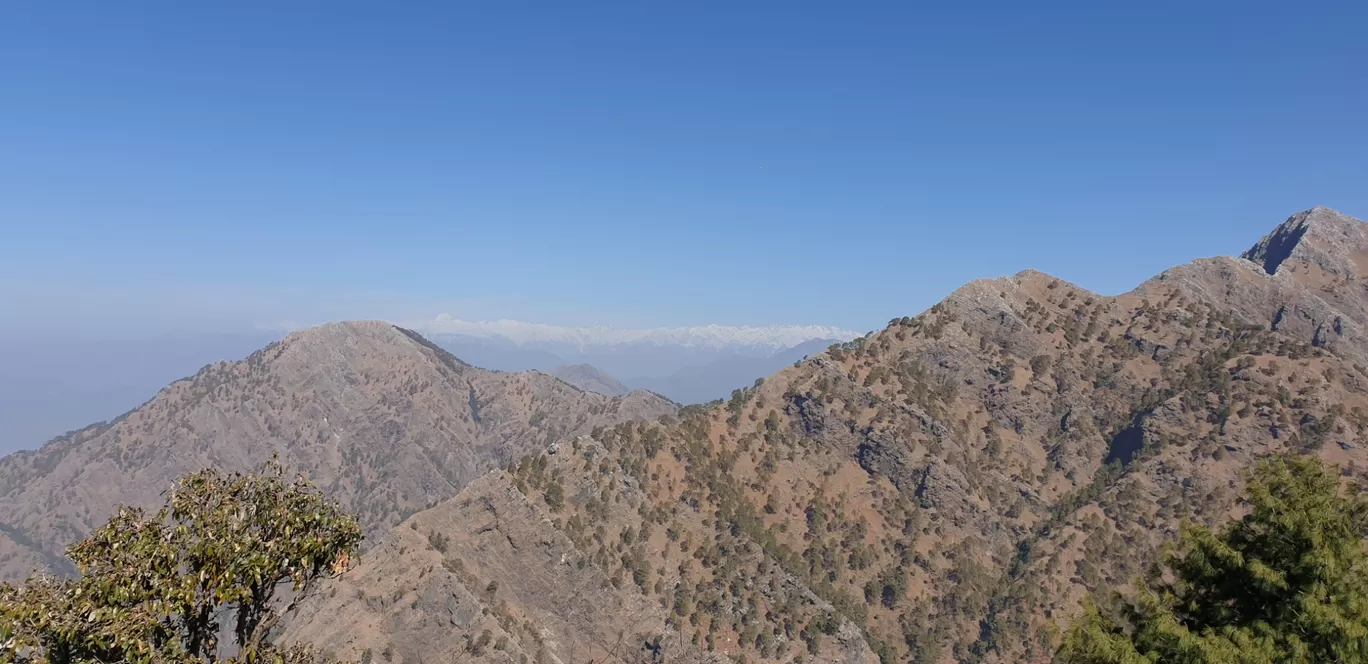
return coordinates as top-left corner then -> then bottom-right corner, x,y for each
4,3 -> 1365,347
2,2 -> 1366,452
0,320 -> 855,455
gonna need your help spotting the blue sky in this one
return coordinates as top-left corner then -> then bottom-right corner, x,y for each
2,1 -> 1365,340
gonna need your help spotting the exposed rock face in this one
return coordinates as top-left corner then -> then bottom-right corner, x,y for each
1236,207 -> 1368,358
0,322 -> 674,580
286,208 -> 1368,664
1244,206 -> 1368,279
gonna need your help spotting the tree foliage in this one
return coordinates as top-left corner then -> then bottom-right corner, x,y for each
1059,454 -> 1368,663
1,459 -> 362,664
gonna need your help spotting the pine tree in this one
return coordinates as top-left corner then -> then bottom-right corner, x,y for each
1059,454 -> 1368,663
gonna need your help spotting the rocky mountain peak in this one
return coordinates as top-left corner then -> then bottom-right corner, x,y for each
940,269 -> 1056,311
274,321 -> 455,364
1242,206 -> 1368,278
273,320 -> 406,349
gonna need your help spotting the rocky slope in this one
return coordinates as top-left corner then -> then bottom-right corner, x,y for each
0,321 -> 675,580
285,208 -> 1368,664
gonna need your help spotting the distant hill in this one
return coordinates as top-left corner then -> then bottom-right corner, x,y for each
625,337 -> 836,404
432,328 -> 852,405
0,322 -> 674,580
429,334 -> 570,372
281,207 -> 1368,664
549,363 -> 631,396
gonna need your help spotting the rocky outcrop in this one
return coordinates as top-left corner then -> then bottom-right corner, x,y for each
1244,206 -> 1368,279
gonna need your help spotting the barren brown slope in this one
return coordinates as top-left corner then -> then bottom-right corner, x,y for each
0,321 -> 675,581
289,208 -> 1368,664
283,465 -> 738,664
284,434 -> 880,664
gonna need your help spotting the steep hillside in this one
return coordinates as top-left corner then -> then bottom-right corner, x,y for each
284,467 -> 738,664
0,321 -> 675,581
288,208 -> 1368,664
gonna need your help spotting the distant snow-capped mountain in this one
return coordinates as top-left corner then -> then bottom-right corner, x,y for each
411,317 -> 860,404
416,315 -> 858,351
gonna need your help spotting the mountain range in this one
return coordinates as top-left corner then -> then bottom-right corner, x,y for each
0,322 -> 675,579
4,207 -> 1368,663
420,318 -> 858,350
430,331 -> 849,404
0,325 -> 848,455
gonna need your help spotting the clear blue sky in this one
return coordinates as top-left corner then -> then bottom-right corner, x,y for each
2,1 -> 1365,340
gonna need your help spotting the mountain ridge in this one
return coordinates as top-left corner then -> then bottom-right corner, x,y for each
0,320 -> 675,580
280,207 -> 1368,663
8,207 -> 1368,663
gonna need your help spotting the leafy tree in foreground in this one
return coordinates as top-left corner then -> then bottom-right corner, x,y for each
1059,454 -> 1368,663
1,459 -> 362,664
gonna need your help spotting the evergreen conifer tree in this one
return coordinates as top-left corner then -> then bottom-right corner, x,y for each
1060,454 -> 1368,663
